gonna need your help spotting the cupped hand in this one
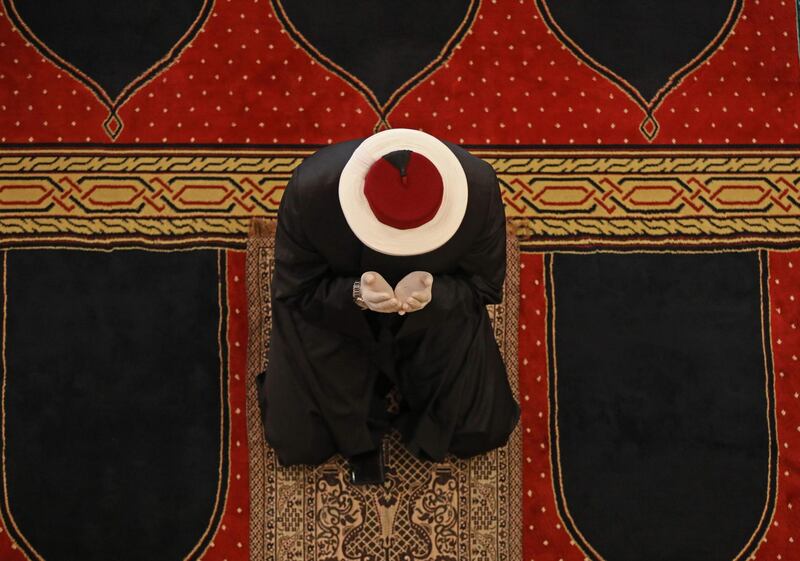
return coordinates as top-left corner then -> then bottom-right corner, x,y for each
360,271 -> 401,313
394,271 -> 433,315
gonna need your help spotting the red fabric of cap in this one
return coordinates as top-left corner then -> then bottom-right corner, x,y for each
363,151 -> 444,230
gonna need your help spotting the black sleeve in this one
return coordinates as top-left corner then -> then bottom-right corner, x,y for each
271,164 -> 372,342
401,165 -> 507,332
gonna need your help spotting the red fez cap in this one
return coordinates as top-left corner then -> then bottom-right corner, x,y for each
338,128 -> 468,256
363,150 -> 444,230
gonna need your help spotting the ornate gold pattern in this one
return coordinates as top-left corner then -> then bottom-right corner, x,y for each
2,149 -> 800,246
245,219 -> 522,561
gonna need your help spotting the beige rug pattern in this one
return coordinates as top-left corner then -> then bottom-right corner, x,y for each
245,219 -> 522,561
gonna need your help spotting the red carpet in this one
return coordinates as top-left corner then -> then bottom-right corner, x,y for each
0,0 -> 797,559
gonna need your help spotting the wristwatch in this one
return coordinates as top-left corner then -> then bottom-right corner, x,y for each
352,280 -> 369,310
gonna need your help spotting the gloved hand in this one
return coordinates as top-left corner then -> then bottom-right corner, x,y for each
394,271 -> 433,315
360,271 -> 401,313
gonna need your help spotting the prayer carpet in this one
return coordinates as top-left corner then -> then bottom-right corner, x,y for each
0,0 -> 798,560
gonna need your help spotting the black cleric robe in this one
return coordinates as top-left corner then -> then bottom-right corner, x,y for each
256,137 -> 521,466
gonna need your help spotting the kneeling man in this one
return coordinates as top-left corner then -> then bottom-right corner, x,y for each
257,128 -> 521,483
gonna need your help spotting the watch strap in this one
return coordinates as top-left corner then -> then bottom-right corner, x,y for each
352,280 -> 369,310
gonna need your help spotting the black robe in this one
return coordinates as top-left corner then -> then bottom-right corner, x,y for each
256,137 -> 521,466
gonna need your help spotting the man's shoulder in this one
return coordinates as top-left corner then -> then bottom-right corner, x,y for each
293,138 -> 365,187
442,140 -> 497,185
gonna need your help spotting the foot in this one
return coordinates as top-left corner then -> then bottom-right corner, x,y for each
347,445 -> 386,485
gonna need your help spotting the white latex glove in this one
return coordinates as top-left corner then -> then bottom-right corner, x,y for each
361,271 -> 401,313
394,271 -> 433,315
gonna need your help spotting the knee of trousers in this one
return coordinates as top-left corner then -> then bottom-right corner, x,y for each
262,406 -> 339,466
256,371 -> 339,466
449,399 -> 521,459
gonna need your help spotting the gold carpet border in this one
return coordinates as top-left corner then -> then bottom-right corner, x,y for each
1,148 -> 800,246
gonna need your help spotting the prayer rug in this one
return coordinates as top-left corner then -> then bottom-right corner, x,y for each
245,218 -> 523,561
